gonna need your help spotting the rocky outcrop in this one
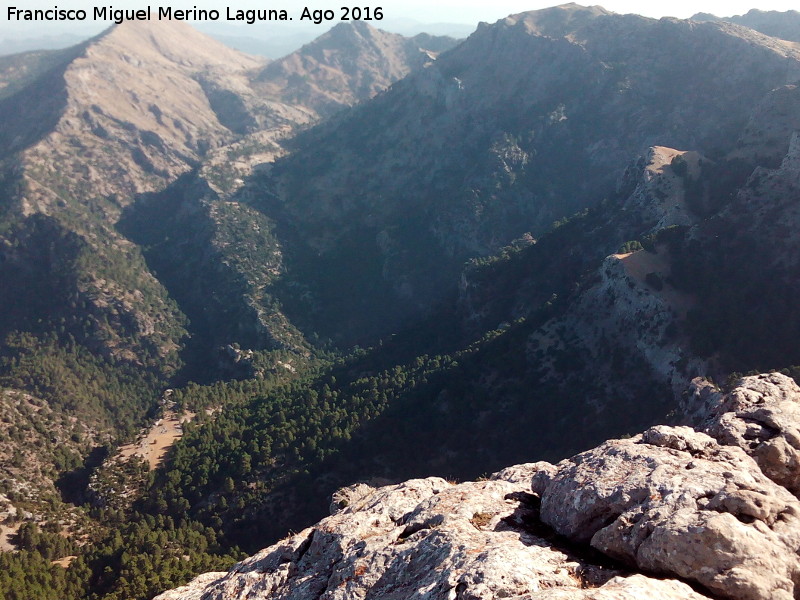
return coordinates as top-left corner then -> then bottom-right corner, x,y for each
155,471 -> 712,600
704,373 -> 800,496
532,375 -> 800,600
534,425 -> 800,600
618,146 -> 704,232
527,244 -> 701,397
154,374 -> 800,600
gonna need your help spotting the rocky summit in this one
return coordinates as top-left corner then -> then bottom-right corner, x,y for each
153,374 -> 800,600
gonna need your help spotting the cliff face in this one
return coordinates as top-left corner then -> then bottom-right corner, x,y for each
153,374 -> 800,600
254,5 -> 800,345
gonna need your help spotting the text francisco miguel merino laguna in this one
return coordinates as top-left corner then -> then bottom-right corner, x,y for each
6,5 -> 384,24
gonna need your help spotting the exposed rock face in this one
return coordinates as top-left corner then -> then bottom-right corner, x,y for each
682,377 -> 725,426
0,18 -> 450,370
329,482 -> 377,514
704,373 -> 800,496
154,471 -> 711,600
154,375 -> 800,600
527,245 -> 700,396
7,20 -> 265,215
513,144 -> 707,427
619,146 -> 704,232
0,19 -> 453,522
534,425 -> 800,600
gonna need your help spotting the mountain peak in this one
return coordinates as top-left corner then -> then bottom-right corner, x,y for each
691,8 -> 800,42
328,19 -> 377,36
254,22 -> 456,116
504,3 -> 613,37
0,19 -> 265,213
94,19 -> 262,71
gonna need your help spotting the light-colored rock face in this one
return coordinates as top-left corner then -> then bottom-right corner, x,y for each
257,5 -> 800,345
682,377 -> 725,426
0,18 -> 446,369
10,19 -> 442,216
522,574 -> 714,599
530,248 -> 699,388
534,425 -> 800,600
704,373 -> 800,496
517,140 -> 715,425
153,470 -> 710,600
619,145 -> 703,233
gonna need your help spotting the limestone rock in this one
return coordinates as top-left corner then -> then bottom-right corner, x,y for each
329,482 -> 376,515
151,572 -> 227,600
682,377 -> 725,426
534,425 -> 800,600
705,373 -> 800,495
153,471 -> 709,600
490,461 -> 556,484
521,574 -> 714,599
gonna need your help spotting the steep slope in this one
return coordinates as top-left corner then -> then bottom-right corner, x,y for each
7,8 -> 800,600
667,132 -> 800,373
143,81 -> 800,552
0,18 -> 454,388
2,19 -> 264,214
248,4 -> 800,344
0,22 -> 269,523
693,9 -> 800,42
0,19 -> 268,364
197,21 -> 456,196
116,22 -> 455,361
253,20 -> 457,117
0,47 -> 77,100
117,7 -> 800,555
0,18 -> 458,520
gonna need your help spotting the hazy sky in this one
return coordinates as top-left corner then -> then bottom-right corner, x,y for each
387,0 -> 797,22
0,0 -> 797,37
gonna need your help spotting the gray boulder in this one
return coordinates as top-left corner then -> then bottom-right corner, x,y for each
154,470 -> 710,600
705,373 -> 800,496
533,425 -> 800,600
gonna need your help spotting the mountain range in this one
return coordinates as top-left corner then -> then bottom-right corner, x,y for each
1,5 -> 800,600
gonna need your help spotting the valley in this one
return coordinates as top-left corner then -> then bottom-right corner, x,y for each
116,400 -> 195,471
1,4 -> 800,600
